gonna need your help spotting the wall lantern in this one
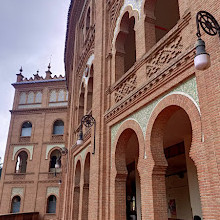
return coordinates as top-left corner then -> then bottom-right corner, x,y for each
77,115 -> 96,154
194,11 -> 220,70
54,147 -> 68,185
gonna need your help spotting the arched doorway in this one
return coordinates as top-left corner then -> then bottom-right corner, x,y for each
73,161 -> 81,220
150,106 -> 202,219
82,153 -> 90,220
115,129 -> 141,220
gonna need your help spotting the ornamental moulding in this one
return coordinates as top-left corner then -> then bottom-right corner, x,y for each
105,46 -> 195,123
10,106 -> 68,114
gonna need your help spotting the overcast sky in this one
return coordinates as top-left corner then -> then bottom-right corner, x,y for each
0,0 -> 70,162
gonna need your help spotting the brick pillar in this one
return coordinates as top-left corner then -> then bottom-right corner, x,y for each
152,166 -> 167,220
115,173 -> 127,220
73,186 -> 80,220
81,184 -> 89,220
144,15 -> 156,52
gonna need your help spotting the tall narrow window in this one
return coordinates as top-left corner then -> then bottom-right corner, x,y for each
78,86 -> 85,125
47,195 -> 56,213
21,121 -> 32,137
15,151 -> 28,173
11,196 -> 21,213
86,7 -> 91,33
115,12 -> 136,81
86,66 -> 93,113
53,120 -> 64,135
49,149 -> 61,172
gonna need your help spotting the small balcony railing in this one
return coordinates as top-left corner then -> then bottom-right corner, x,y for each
108,12 -> 191,107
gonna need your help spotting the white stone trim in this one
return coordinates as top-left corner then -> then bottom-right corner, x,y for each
12,145 -> 34,160
47,187 -> 59,197
11,187 -> 24,198
46,144 -> 64,159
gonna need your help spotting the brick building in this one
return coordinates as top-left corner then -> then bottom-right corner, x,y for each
0,67 -> 69,219
0,0 -> 220,219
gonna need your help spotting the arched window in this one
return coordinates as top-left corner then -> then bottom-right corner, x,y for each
49,149 -> 61,172
155,0 -> 180,42
11,196 -> 21,213
53,120 -> 64,135
19,92 -> 26,104
35,91 -> 42,103
21,121 -> 32,137
144,0 -> 180,50
86,7 -> 91,33
46,195 -> 56,213
15,151 -> 28,173
27,92 -> 34,104
78,86 -> 85,125
86,66 -> 93,113
115,12 -> 136,81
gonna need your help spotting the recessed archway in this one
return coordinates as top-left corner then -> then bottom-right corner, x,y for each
81,153 -> 91,220
73,161 -> 81,220
144,0 -> 180,51
150,106 -> 202,219
115,128 -> 141,220
115,11 -> 136,81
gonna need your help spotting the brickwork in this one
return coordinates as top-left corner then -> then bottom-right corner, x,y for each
0,70 -> 68,219
0,0 -> 220,219
63,0 -> 220,219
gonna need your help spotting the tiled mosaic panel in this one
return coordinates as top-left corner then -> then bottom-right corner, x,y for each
111,76 -> 199,147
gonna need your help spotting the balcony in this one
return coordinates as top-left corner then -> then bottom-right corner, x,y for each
106,12 -> 193,121
51,134 -> 64,142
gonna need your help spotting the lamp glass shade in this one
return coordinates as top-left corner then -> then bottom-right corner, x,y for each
194,53 -> 211,70
76,139 -> 84,146
55,163 -> 60,169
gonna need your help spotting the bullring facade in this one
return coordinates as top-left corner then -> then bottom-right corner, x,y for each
0,0 -> 220,219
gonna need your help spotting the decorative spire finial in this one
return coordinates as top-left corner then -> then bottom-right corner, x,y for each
37,69 -> 39,75
48,63 -> 51,71
19,66 -> 23,74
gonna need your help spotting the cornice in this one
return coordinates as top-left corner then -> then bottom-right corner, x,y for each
38,180 -> 61,184
10,106 -> 68,114
4,181 -> 34,184
10,143 -> 38,146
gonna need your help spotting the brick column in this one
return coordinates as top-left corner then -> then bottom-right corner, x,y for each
152,166 -> 167,220
115,173 -> 127,220
81,184 -> 89,220
73,186 -> 80,220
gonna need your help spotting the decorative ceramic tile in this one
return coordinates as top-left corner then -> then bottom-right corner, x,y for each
47,187 -> 59,197
111,76 -> 199,147
13,145 -> 34,160
11,187 -> 24,198
75,144 -> 91,163
46,144 -> 65,159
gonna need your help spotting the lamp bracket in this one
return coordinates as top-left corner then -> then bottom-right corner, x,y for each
81,115 -> 95,128
196,11 -> 220,38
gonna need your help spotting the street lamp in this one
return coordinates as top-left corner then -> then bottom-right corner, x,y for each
194,11 -> 220,70
76,114 -> 96,154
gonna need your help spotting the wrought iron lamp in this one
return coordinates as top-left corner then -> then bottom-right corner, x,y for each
194,11 -> 220,70
76,115 -> 96,154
